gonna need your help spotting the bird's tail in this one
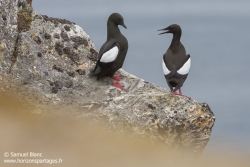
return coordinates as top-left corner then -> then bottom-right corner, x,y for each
169,78 -> 182,92
89,63 -> 101,79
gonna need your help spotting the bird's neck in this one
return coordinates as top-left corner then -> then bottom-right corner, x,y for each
170,33 -> 181,46
107,21 -> 121,40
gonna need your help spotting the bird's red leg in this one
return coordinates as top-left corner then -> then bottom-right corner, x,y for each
112,75 -> 121,81
170,90 -> 179,95
178,88 -> 190,99
178,88 -> 182,95
110,78 -> 124,90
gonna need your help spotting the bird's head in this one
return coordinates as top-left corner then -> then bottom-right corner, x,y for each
109,13 -> 127,29
158,24 -> 181,35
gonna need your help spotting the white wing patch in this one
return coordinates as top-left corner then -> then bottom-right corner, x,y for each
100,46 -> 119,63
162,59 -> 171,75
177,57 -> 191,75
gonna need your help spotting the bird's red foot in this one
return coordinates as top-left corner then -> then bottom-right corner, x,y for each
179,94 -> 191,99
178,89 -> 191,99
170,91 -> 179,95
112,80 -> 124,90
112,75 -> 121,81
170,90 -> 191,99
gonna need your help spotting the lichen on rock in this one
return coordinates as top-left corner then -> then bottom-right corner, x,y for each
17,7 -> 32,32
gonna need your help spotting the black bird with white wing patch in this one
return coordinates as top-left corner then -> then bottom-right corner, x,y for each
158,24 -> 191,98
92,13 -> 128,90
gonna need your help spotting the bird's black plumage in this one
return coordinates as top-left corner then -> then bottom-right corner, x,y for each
93,13 -> 128,87
158,24 -> 191,96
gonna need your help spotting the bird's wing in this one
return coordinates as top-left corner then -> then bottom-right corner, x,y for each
162,52 -> 174,75
162,55 -> 171,75
93,40 -> 120,74
98,39 -> 120,63
177,54 -> 191,75
100,45 -> 119,63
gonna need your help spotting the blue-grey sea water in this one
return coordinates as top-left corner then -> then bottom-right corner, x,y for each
33,0 -> 250,155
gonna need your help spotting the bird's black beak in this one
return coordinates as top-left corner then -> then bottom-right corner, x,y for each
157,27 -> 169,35
121,23 -> 127,29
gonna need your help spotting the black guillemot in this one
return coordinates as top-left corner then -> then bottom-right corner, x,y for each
92,13 -> 128,90
158,24 -> 191,98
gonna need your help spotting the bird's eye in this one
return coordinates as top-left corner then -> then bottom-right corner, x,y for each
116,17 -> 119,21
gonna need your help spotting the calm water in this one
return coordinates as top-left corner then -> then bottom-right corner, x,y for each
33,0 -> 250,155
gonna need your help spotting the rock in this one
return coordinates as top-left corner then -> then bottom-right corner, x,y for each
76,69 -> 86,75
33,36 -> 41,44
0,0 -> 215,155
37,52 -> 42,57
0,0 -> 19,74
44,33 -> 51,39
64,25 -> 71,32
60,31 -> 70,41
67,71 -> 75,78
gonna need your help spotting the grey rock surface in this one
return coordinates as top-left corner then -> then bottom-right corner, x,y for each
0,0 -> 215,155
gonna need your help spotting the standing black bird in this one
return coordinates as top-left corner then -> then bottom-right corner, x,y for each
92,13 -> 128,90
158,24 -> 191,98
